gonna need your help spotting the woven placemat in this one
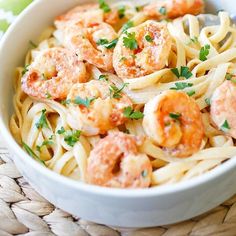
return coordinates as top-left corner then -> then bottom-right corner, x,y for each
1,136 -> 236,236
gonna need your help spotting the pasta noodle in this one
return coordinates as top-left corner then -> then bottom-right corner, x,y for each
9,1 -> 236,188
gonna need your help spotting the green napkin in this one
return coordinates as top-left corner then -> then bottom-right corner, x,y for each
0,0 -> 32,37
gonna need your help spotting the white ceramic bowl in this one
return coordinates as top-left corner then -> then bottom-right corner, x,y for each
1,0 -> 236,228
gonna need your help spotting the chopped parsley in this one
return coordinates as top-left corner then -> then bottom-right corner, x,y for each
190,36 -> 199,44
171,66 -> 193,79
159,6 -> 167,15
199,44 -> 210,61
141,170 -> 148,177
170,82 -> 193,90
22,64 -> 29,76
22,142 -> 45,165
97,38 -> 118,49
221,120 -> 230,131
64,130 -> 81,147
61,99 -> 71,105
226,73 -> 233,80
36,109 -> 49,129
123,32 -> 138,50
135,6 -> 141,12
74,96 -> 96,108
98,0 -> 111,13
205,98 -> 211,106
121,20 -> 134,33
123,106 -> 144,120
145,35 -> 153,42
57,127 -> 66,134
29,40 -> 37,48
109,83 -> 128,99
36,140 -> 54,152
99,74 -> 108,81
45,92 -> 52,99
119,56 -> 127,62
118,6 -> 126,19
57,127 -> 81,147
97,38 -> 109,45
169,112 -> 181,120
186,90 -> 195,97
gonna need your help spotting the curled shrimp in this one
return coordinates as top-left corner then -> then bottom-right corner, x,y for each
61,22 -> 118,72
55,3 -> 120,29
143,90 -> 204,157
87,132 -> 152,188
113,20 -> 172,79
21,47 -> 86,100
211,80 -> 236,139
66,80 -> 133,136
143,0 -> 204,20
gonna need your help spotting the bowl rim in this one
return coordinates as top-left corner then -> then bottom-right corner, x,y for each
1,0 -> 236,198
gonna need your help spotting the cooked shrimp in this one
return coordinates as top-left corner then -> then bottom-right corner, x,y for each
87,132 -> 152,188
113,20 -> 172,79
62,22 -> 118,72
67,80 -> 133,136
143,0 -> 204,20
55,3 -> 120,29
21,47 -> 86,100
143,90 -> 204,157
210,80 -> 236,139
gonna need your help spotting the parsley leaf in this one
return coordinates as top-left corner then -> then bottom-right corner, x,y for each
122,20 -> 134,33
97,38 -> 118,49
145,35 -> 153,42
45,92 -> 52,99
64,130 -> 81,147
141,170 -> 148,177
22,64 -> 29,76
99,74 -> 108,81
171,66 -> 193,79
74,96 -> 96,108
221,120 -> 230,131
186,90 -> 195,97
190,36 -> 198,44
159,6 -> 167,15
123,32 -> 138,50
109,83 -> 128,99
205,98 -> 211,106
169,112 -> 181,120
170,82 -> 193,90
36,140 -> 54,152
97,38 -> 109,45
36,109 -> 49,129
29,40 -> 37,48
22,142 -> 46,165
199,44 -> 210,61
61,99 -> 71,105
57,127 -> 66,134
118,6 -> 125,19
57,128 -> 81,147
226,73 -> 233,80
98,0 -> 111,13
123,106 -> 144,120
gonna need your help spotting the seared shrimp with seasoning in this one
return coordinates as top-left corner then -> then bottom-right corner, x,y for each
61,22 -> 118,72
55,3 -> 120,29
21,47 -> 86,100
143,90 -> 204,157
113,20 -> 172,79
66,80 -> 133,136
143,0 -> 204,20
211,80 -> 236,139
87,132 -> 152,188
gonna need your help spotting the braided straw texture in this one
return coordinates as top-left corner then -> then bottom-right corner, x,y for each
1,137 -> 236,236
